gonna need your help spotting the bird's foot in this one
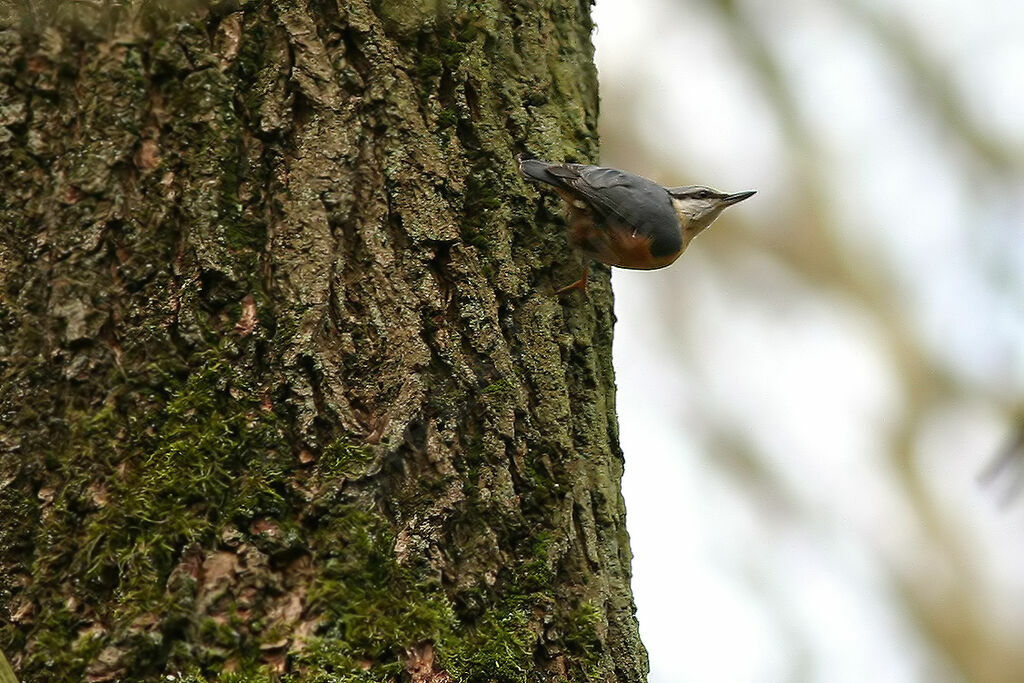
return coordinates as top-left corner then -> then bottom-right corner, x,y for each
554,267 -> 590,295
554,279 -> 587,295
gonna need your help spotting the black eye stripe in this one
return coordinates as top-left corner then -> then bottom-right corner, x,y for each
670,188 -> 716,200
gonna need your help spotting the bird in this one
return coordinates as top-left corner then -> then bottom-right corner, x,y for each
517,156 -> 755,293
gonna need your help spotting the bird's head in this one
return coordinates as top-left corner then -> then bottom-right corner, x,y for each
667,185 -> 756,237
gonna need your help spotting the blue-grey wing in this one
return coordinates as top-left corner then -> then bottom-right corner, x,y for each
526,162 -> 670,225
518,159 -> 683,256
542,163 -> 681,251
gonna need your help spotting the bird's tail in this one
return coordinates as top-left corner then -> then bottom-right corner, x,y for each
516,156 -> 559,186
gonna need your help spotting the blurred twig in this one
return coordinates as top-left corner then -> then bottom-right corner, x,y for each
978,422 -> 1024,509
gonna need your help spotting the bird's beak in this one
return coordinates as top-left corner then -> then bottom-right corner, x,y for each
722,190 -> 756,205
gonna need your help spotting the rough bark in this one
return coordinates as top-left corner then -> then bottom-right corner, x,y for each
0,1 -> 647,680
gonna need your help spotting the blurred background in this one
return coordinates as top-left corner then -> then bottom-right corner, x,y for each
591,0 -> 1024,681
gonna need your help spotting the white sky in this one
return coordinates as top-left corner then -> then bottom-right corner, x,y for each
593,0 -> 1024,680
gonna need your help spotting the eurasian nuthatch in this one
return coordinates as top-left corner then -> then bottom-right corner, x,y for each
518,157 -> 755,293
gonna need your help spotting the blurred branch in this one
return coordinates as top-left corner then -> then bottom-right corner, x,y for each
839,0 -> 1022,176
978,420 -> 1024,508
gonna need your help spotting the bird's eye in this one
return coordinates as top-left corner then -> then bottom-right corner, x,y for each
696,190 -> 711,199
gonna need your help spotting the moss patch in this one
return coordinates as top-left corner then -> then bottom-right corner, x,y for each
314,440 -> 376,481
440,606 -> 535,681
18,347 -> 293,679
76,351 -> 290,604
304,507 -> 455,671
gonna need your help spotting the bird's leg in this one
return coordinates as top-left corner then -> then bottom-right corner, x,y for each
555,261 -> 590,295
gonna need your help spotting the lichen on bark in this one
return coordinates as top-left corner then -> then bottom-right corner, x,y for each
0,1 -> 648,680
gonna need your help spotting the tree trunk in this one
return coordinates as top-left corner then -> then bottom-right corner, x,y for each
0,1 -> 647,680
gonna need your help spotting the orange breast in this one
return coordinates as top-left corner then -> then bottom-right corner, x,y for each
554,192 -> 683,270
570,220 -> 681,270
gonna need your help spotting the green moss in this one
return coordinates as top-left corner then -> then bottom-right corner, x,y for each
437,108 -> 458,129
31,605 -> 106,676
440,597 -> 602,683
280,506 -> 584,682
291,638 -> 404,682
520,532 -> 556,591
307,507 -> 455,664
222,214 -> 266,254
558,602 -> 603,681
439,36 -> 467,59
21,384 -> 598,679
414,55 -> 443,80
439,607 -> 534,681
315,440 -> 375,480
481,378 -> 514,397
73,351 -> 290,605
164,669 -> 279,683
461,225 -> 492,251
17,347 -> 293,679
